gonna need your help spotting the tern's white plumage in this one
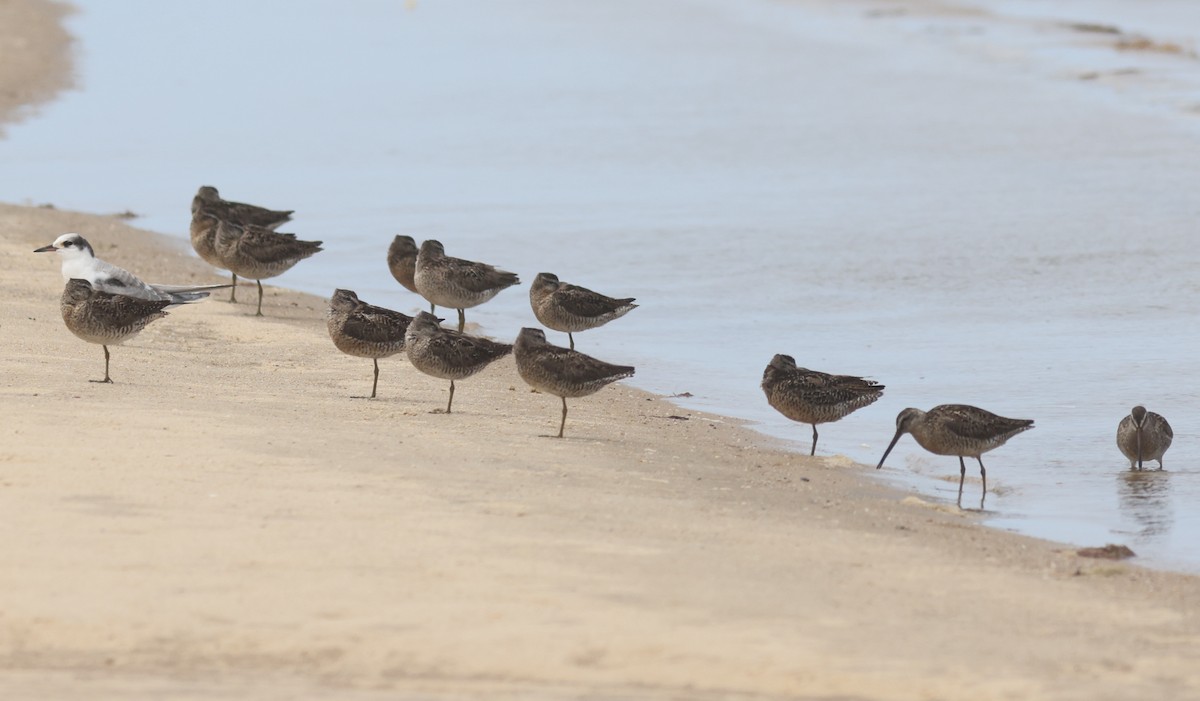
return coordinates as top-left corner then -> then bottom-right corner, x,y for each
35,233 -> 220,305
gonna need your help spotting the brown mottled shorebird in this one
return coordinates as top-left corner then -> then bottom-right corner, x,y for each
404,311 -> 512,413
59,278 -> 172,383
761,354 -> 884,456
529,273 -> 637,350
876,404 -> 1034,509
413,240 -> 519,332
327,289 -> 413,399
188,206 -> 241,302
387,235 -> 420,296
214,219 -> 323,316
514,327 -> 635,438
191,185 -> 293,230
1117,405 -> 1173,470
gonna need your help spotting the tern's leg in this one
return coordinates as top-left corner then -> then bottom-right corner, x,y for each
558,397 -> 568,438
255,280 -> 264,317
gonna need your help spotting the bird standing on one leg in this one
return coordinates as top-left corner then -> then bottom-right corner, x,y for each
404,311 -> 512,413
58,279 -> 174,384
528,272 -> 637,350
213,220 -> 322,317
761,354 -> 883,456
326,289 -> 412,399
413,240 -> 519,332
513,327 -> 635,438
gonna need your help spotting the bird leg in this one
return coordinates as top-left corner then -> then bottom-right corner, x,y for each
89,345 -> 113,384
956,456 -> 966,508
370,358 -> 379,399
429,302 -> 435,315
810,424 -> 819,456
568,333 -> 575,351
446,380 -> 455,413
229,272 -> 238,303
255,280 -> 264,317
558,397 -> 568,438
977,457 -> 987,510
456,308 -> 465,333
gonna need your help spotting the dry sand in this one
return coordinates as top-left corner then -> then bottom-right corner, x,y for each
2,2 -> 1200,699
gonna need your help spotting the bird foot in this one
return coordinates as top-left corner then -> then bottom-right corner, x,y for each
89,378 -> 113,384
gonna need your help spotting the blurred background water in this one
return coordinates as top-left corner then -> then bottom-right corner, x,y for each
3,0 -> 1198,570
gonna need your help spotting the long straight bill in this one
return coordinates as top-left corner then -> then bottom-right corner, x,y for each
876,429 -> 905,470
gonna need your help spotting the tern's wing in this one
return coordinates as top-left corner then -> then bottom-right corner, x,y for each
89,258 -> 170,301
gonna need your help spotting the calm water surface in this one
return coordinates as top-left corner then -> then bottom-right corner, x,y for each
3,0 -> 1198,570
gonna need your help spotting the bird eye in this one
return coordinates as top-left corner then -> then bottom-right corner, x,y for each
63,241 -> 73,247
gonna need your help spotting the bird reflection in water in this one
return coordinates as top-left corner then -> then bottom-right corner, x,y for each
1117,470 -> 1173,539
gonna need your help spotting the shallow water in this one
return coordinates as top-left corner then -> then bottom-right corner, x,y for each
3,0 -> 1199,570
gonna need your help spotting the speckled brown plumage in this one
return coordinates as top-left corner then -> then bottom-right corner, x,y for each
387,235 -> 420,295
529,272 -> 637,350
1116,405 -> 1173,470
192,185 -> 293,230
214,219 -> 323,316
876,404 -> 1034,509
327,289 -> 413,399
761,354 -> 883,456
514,327 -> 635,438
60,278 -> 171,383
413,240 -> 519,331
404,311 -> 512,413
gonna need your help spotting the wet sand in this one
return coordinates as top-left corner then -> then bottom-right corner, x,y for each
3,2 -> 1200,699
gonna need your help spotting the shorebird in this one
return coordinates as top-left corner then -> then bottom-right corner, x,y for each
876,404 -> 1034,509
387,235 -> 421,296
413,240 -> 519,332
1117,405 -> 1173,470
35,233 -> 223,304
327,289 -> 412,399
189,206 -> 242,302
213,219 -> 323,316
59,278 -> 172,383
529,272 -> 637,350
761,354 -> 884,456
404,311 -> 512,413
191,185 -> 293,230
514,327 -> 635,438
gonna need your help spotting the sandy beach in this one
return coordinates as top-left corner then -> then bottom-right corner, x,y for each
3,2 -> 1200,699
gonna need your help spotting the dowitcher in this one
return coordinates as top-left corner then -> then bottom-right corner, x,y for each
213,219 -> 323,316
876,404 -> 1034,509
514,327 -> 635,438
59,278 -> 172,383
413,240 -> 519,332
327,289 -> 412,399
191,185 -> 293,230
761,354 -> 884,456
1116,405 -> 1173,470
387,235 -> 421,296
404,311 -> 512,413
529,272 -> 637,350
36,233 -> 223,304
190,206 -> 243,302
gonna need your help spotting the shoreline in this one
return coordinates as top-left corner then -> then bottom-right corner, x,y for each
3,2 -> 1200,699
